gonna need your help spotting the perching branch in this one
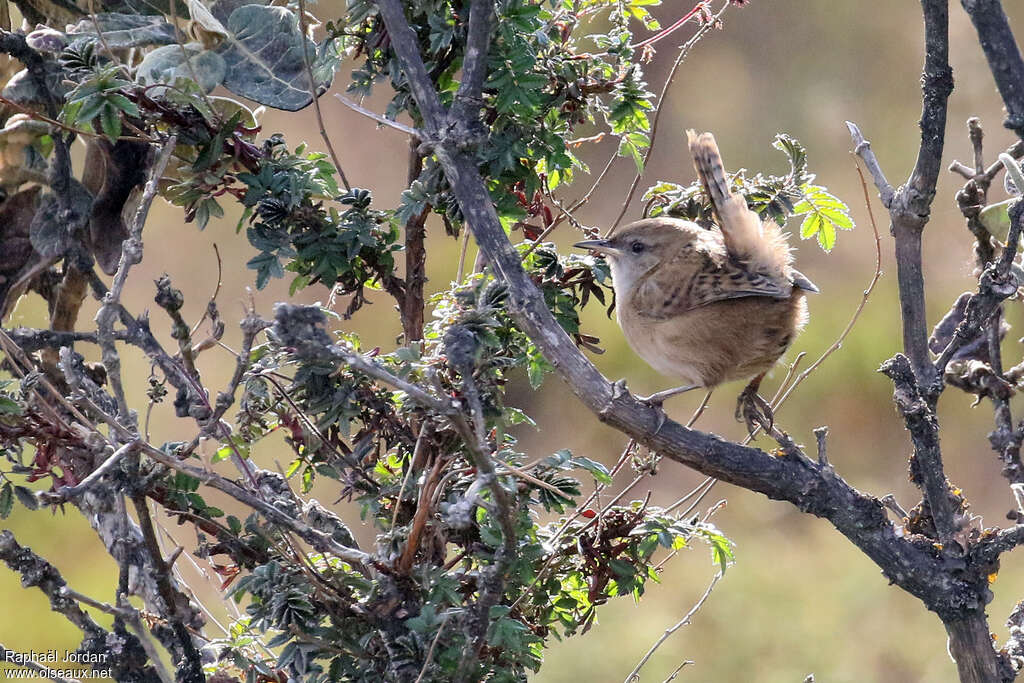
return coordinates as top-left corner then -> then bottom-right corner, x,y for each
371,0 -> 990,632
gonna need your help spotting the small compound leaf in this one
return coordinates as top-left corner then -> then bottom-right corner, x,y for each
215,4 -> 330,111
773,133 -> 808,182
793,184 -> 854,253
137,42 -> 228,93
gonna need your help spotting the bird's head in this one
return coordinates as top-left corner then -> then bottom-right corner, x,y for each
575,218 -> 701,295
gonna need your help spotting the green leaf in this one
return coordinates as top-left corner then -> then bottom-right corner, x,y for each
0,483 -> 13,519
247,251 -> 284,289
0,396 -> 23,415
215,5 -> 332,111
696,525 -> 735,573
772,134 -> 808,182
816,219 -> 836,251
213,445 -> 234,462
608,558 -> 636,579
571,456 -> 612,485
73,96 -> 106,125
106,92 -> 140,117
792,184 -> 854,252
137,43 -> 228,93
14,486 -> 39,511
617,132 -> 648,174
99,103 -> 121,142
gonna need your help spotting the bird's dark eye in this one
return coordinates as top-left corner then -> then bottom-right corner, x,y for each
631,241 -> 646,254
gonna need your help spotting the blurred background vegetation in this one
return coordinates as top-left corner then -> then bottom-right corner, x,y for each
5,1 -> 1024,681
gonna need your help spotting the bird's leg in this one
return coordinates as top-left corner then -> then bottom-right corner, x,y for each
636,384 -> 699,407
735,373 -> 773,435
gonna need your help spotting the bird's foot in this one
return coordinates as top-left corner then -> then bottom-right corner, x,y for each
735,386 -> 774,435
637,397 -> 668,434
635,385 -> 699,434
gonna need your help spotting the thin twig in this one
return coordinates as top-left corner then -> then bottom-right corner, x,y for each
663,476 -> 716,516
745,155 -> 884,443
661,661 -> 694,683
167,0 -> 217,123
456,228 -> 471,283
97,136 -> 178,423
391,426 -> 427,531
414,613 -> 451,683
607,0 -> 731,236
846,121 -> 896,208
0,94 -> 152,142
62,588 -> 175,683
628,1 -> 708,50
624,570 -> 723,682
334,94 -> 425,137
188,243 -> 223,338
509,440 -> 639,611
814,426 -> 829,467
297,0 -> 351,191
42,439 -> 140,503
136,441 -> 374,568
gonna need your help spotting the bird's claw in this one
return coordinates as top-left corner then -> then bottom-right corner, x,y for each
612,378 -> 629,399
735,387 -> 774,435
635,393 -> 668,433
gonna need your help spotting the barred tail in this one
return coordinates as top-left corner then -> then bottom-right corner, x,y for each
687,129 -> 732,209
686,129 -> 788,273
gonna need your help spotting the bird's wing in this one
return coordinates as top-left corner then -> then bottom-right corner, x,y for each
632,239 -> 791,320
687,130 -> 791,275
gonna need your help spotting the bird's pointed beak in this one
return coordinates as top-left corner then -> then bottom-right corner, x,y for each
574,239 -> 619,255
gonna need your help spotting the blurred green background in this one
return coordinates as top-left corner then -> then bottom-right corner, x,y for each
5,1 -> 1024,681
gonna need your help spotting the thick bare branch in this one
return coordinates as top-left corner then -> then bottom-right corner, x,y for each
960,0 -> 1024,137
850,1 -> 953,384
449,0 -> 492,127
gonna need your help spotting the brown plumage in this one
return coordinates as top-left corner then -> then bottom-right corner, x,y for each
576,130 -> 817,429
